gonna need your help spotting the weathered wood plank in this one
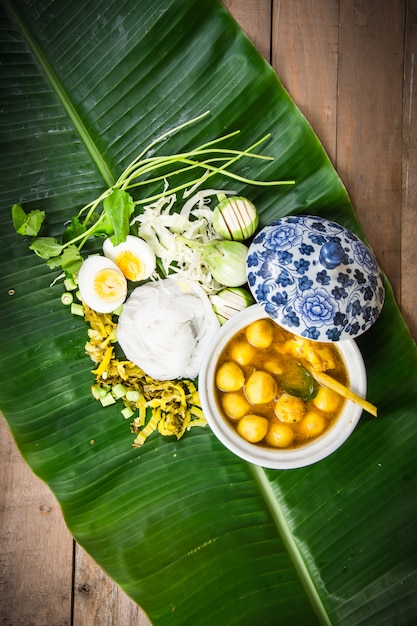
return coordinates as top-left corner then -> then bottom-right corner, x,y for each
337,0 -> 405,302
271,0 -> 340,160
402,0 -> 417,342
0,417 -> 74,626
73,545 -> 152,626
224,0 -> 272,60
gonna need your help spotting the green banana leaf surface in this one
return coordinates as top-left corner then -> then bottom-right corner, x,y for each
1,1 -> 417,624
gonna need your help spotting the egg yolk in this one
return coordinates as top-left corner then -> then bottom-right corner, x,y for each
115,250 -> 144,281
94,268 -> 127,303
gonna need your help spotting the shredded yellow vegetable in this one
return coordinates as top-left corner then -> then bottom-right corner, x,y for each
83,304 -> 207,447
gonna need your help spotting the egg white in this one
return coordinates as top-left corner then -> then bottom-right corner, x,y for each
78,255 -> 127,313
103,235 -> 156,282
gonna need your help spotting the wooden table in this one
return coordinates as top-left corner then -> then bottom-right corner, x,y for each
1,1 -> 416,624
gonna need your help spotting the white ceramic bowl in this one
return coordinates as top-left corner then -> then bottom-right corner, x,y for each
199,304 -> 367,469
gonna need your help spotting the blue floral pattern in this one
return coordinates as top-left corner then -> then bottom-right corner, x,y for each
246,215 -> 385,341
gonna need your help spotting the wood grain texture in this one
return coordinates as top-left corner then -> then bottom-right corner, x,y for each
272,0 -> 340,160
224,0 -> 272,60
1,1 -> 415,625
402,0 -> 417,342
73,545 -> 151,626
337,0 -> 405,298
0,418 -> 73,626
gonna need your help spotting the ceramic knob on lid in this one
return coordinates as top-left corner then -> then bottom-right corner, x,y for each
246,215 -> 385,341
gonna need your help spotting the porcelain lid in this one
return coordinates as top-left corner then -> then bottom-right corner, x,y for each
246,215 -> 385,341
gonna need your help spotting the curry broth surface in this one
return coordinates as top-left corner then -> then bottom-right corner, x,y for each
214,319 -> 348,450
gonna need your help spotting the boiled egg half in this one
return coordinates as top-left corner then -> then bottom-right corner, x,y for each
78,255 -> 127,313
103,235 -> 156,282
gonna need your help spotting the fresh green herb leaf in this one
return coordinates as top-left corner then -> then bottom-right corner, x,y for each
103,188 -> 135,246
88,211 -> 114,237
47,256 -> 65,269
11,204 -> 27,232
12,114 -> 295,286
47,245 -> 83,275
12,204 -> 45,237
61,246 -> 83,275
62,216 -> 86,244
29,237 -> 63,259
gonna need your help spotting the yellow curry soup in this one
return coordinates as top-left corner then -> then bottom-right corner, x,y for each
214,318 -> 348,450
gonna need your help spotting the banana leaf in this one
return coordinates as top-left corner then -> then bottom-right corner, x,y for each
1,1 -> 417,624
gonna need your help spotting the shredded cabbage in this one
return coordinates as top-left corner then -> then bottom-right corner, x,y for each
132,188 -> 235,293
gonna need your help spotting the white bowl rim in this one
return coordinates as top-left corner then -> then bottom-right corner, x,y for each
199,304 -> 367,469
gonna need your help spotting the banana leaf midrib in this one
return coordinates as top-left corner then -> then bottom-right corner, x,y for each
4,0 -> 115,188
250,463 -> 331,625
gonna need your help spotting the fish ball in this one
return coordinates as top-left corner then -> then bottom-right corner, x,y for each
298,410 -> 327,437
237,414 -> 269,443
216,362 -> 245,392
274,393 -> 305,423
312,386 -> 342,413
264,358 -> 284,376
222,392 -> 250,420
265,422 -> 294,448
315,346 -> 337,371
246,319 -> 274,348
229,339 -> 256,366
245,370 -> 277,404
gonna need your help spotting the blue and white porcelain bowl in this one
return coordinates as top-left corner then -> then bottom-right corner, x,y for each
246,215 -> 385,342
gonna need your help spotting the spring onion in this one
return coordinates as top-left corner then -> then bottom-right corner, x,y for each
64,277 -> 77,291
126,390 -> 141,402
12,111 -> 294,281
70,302 -> 84,316
61,292 -> 74,306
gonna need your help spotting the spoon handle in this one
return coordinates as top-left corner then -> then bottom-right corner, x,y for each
308,368 -> 378,417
